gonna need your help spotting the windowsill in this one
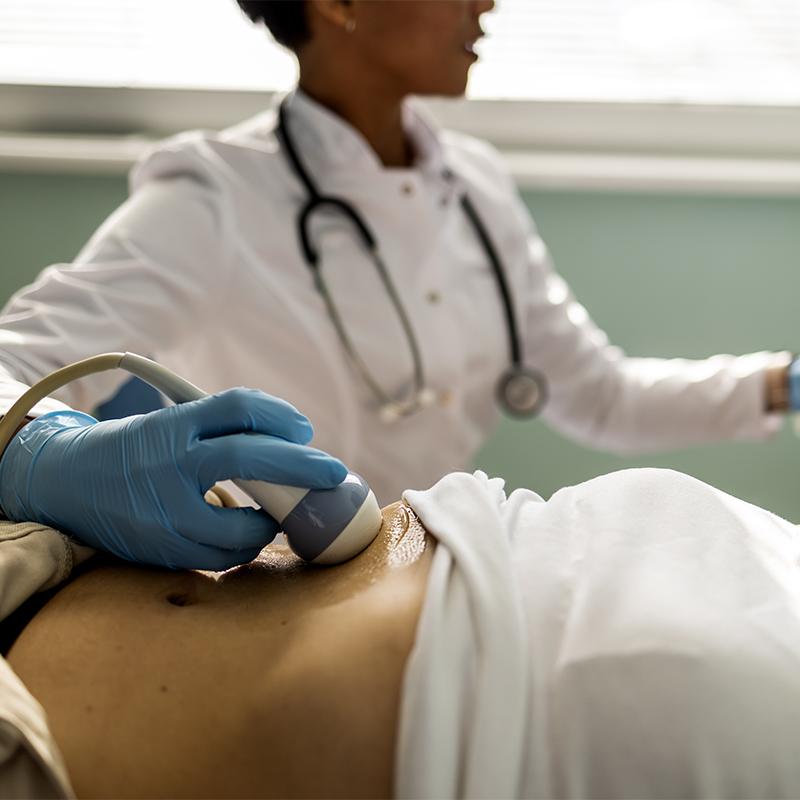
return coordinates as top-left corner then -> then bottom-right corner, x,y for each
2,83 -> 800,195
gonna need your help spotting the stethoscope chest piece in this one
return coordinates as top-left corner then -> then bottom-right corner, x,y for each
496,366 -> 548,419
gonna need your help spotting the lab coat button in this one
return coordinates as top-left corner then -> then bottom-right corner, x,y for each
426,290 -> 441,305
439,390 -> 454,408
401,182 -> 415,196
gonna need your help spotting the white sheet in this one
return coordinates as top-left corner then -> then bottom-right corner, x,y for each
398,468 -> 800,799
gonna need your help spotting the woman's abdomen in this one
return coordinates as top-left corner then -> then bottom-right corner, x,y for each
8,541 -> 432,799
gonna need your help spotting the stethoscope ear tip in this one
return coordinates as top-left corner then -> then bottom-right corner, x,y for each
379,388 -> 439,424
418,388 -> 438,408
379,404 -> 403,424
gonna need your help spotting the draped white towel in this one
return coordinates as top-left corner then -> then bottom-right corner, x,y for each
398,471 -> 532,799
397,468 -> 800,799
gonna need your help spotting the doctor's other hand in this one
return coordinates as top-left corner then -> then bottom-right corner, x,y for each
0,388 -> 347,570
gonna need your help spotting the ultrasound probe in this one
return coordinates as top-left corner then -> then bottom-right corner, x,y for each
0,352 -> 382,565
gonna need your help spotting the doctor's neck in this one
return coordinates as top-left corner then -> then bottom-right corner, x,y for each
298,71 -> 414,169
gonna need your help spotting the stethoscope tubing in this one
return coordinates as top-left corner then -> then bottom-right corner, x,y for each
459,193 -> 522,368
276,98 -> 544,419
278,101 -> 425,406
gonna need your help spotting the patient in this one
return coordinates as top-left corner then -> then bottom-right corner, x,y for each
9,466 -> 800,799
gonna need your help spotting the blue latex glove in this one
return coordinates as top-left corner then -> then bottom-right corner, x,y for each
0,388 -> 347,570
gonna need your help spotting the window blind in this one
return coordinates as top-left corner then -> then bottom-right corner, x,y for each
1,0 -> 799,105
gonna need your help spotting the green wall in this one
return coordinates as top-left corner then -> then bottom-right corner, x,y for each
2,169 -> 800,517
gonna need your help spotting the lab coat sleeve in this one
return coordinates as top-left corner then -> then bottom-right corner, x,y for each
0,136 -> 234,414
0,521 -> 95,798
451,131 -> 786,452
508,186 -> 785,452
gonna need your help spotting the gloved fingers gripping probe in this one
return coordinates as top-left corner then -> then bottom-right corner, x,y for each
0,352 -> 382,565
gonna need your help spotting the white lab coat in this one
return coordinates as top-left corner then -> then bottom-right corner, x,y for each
0,90 -> 785,503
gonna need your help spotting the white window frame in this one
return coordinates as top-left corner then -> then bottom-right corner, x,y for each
2,83 -> 800,195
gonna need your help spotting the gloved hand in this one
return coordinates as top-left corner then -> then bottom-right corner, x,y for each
0,388 -> 347,570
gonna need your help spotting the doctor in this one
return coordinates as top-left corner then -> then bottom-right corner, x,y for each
0,0 -> 796,570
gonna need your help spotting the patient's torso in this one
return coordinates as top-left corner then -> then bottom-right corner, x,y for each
8,503 -> 432,799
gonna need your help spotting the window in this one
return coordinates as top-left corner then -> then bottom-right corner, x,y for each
3,0 -> 800,192
0,0 -> 297,90
473,0 -> 800,104
1,0 -> 799,105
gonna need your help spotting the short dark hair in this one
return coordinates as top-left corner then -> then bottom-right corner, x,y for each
236,1 -> 310,52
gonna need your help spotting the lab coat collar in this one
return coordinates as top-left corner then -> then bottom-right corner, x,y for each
284,89 -> 448,179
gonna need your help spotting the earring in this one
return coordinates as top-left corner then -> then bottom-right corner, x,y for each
345,18 -> 356,33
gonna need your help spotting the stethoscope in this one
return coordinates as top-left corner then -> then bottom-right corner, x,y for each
277,99 -> 547,422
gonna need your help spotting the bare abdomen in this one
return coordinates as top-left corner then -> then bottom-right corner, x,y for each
8,545 -> 432,799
